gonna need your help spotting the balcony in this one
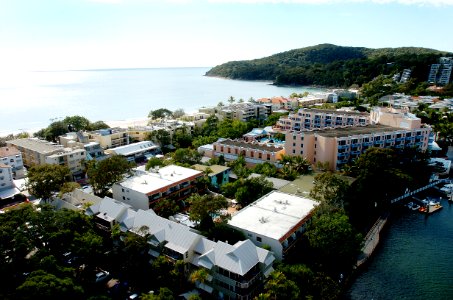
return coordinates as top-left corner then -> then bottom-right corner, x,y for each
338,144 -> 349,150
363,141 -> 373,146
374,140 -> 384,144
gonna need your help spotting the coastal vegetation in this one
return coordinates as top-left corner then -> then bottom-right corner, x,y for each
206,44 -> 452,89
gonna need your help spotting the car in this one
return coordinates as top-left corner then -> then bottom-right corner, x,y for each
95,271 -> 111,283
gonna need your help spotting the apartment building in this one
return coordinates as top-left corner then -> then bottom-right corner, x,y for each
370,107 -> 422,129
276,108 -> 369,131
256,96 -> 297,111
285,124 -> 431,171
428,57 -> 453,85
105,141 -> 161,163
217,102 -> 271,123
228,191 -> 318,260
89,128 -> 129,149
112,165 -> 203,210
7,138 -> 86,178
212,139 -> 285,168
86,197 -> 275,299
0,164 -> 15,192
0,146 -> 25,179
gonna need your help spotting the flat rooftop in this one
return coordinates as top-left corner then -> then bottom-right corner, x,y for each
108,141 -> 159,156
119,165 -> 203,194
316,125 -> 405,138
216,139 -> 283,152
228,191 -> 318,241
0,146 -> 21,157
8,138 -> 62,154
193,164 -> 230,176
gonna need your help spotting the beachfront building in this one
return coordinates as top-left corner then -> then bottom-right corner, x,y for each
7,138 -> 86,178
211,102 -> 271,123
0,164 -> 15,192
212,139 -> 285,168
257,96 -> 298,111
285,124 -> 431,171
275,108 -> 369,132
112,165 -> 203,210
295,93 -> 329,107
0,146 -> 25,179
105,141 -> 161,163
89,128 -> 129,149
228,191 -> 318,260
193,164 -> 231,189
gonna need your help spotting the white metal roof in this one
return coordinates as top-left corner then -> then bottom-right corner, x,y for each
228,191 -> 318,241
108,141 -> 159,156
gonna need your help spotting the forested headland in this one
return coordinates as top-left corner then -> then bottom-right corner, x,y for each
206,44 -> 452,87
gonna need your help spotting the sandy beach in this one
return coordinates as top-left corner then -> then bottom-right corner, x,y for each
105,117 -> 149,129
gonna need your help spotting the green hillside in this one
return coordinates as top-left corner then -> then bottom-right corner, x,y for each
205,44 -> 451,87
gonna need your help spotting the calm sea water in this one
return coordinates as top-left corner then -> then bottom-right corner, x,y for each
0,67 -> 323,136
346,196 -> 453,300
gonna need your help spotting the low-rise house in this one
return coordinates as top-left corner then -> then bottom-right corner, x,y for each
257,96 -> 297,111
228,190 -> 318,260
112,165 -> 204,210
193,164 -> 231,189
0,146 -> 25,179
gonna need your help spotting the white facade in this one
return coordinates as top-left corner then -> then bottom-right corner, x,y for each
0,164 -> 15,191
228,191 -> 318,260
112,165 -> 203,210
0,146 -> 25,179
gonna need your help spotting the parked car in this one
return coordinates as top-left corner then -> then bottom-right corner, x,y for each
95,271 -> 111,283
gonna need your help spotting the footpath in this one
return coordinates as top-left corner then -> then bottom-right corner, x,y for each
356,213 -> 389,268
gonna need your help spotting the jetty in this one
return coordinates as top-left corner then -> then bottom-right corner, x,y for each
356,214 -> 389,267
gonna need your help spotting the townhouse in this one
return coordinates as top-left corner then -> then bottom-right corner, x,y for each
256,96 -> 297,111
86,197 -> 275,299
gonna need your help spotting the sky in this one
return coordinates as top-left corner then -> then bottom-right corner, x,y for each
1,0 -> 453,71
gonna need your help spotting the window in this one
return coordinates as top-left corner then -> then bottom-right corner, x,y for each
256,237 -> 262,242
123,196 -> 126,200
122,188 -> 125,192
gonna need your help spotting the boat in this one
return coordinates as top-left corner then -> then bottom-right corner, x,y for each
411,203 -> 420,211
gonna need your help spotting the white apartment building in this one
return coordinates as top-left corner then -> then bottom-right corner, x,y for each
0,164 -> 15,192
0,146 -> 25,179
228,190 -> 318,260
112,165 -> 203,210
428,57 -> 452,86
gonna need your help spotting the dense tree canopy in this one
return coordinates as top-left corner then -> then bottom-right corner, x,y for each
26,164 -> 72,201
207,44 -> 450,88
86,155 -> 134,197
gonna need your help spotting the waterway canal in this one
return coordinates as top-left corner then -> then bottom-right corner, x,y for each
346,195 -> 453,300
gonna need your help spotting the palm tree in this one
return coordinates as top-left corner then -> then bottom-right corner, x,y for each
227,96 -> 235,105
190,268 -> 209,285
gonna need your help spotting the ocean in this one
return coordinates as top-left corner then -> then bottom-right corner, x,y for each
0,67 -> 323,136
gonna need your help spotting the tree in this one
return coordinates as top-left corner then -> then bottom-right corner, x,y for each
86,155 -> 134,197
58,182 -> 81,198
188,194 -> 228,223
63,115 -> 91,132
141,287 -> 174,300
260,271 -> 300,300
253,162 -> 278,177
88,120 -> 110,131
172,108 -> 185,119
26,164 -> 72,201
152,198 -> 180,218
310,172 -> 350,209
173,126 -> 193,148
172,148 -> 201,166
148,108 -> 173,120
227,96 -> 236,104
189,268 -> 209,285
145,157 -> 164,171
148,129 -> 172,149
16,270 -> 83,300
306,211 -> 362,271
